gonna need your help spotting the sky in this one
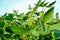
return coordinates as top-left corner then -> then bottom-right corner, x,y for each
0,0 -> 60,16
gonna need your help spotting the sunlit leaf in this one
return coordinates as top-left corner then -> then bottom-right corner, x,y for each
33,0 -> 41,12
46,20 -> 58,25
31,28 -> 39,36
37,0 -> 42,6
46,1 -> 56,7
33,6 -> 38,13
50,22 -> 60,30
41,2 -> 48,7
39,1 -> 45,6
10,26 -> 30,35
43,7 -> 54,23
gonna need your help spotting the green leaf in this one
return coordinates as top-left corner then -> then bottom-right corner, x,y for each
40,20 -> 45,31
43,7 -> 54,23
0,29 -> 3,35
41,2 -> 48,7
13,10 -> 18,16
39,0 -> 48,7
46,20 -> 58,25
31,28 -> 39,36
28,5 -> 32,10
37,0 -> 42,6
0,21 -> 5,27
2,34 -> 11,39
50,31 -> 60,40
3,13 -> 7,17
50,22 -> 60,30
51,30 -> 60,33
9,26 -> 30,35
35,12 -> 40,16
23,15 -> 29,20
56,12 -> 59,21
51,31 -> 60,39
5,27 -> 14,33
39,1 -> 45,6
5,14 -> 14,20
33,0 -> 41,12
33,6 -> 38,13
46,1 -> 56,7
56,37 -> 60,40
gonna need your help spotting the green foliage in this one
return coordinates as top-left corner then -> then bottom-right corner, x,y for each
10,26 -> 30,35
39,1 -> 48,7
0,21 -> 5,28
46,1 -> 56,7
28,5 -> 32,10
0,29 -> 3,35
43,7 -> 54,23
5,27 -> 14,33
2,34 -> 11,39
50,22 -> 60,30
56,12 -> 59,21
0,0 -> 60,40
5,14 -> 14,20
